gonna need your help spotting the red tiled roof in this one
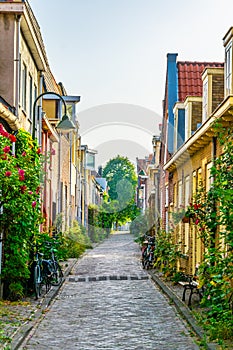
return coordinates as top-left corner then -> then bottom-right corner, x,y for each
177,61 -> 224,102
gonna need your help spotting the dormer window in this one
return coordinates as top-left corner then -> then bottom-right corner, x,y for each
173,102 -> 185,152
202,67 -> 224,122
223,27 -> 233,97
225,42 -> 232,96
184,97 -> 202,141
202,80 -> 208,122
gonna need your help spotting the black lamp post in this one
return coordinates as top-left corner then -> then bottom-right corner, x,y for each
32,91 -> 75,140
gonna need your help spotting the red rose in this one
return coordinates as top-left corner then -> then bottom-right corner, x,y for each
8,134 -> 16,142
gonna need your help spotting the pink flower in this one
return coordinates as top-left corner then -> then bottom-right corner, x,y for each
0,125 -> 9,138
28,191 -> 33,195
8,134 -> 16,142
3,146 -> 10,153
195,219 -> 200,225
18,169 -> 25,177
22,151 -> 26,156
32,201 -> 37,208
51,148 -> 56,155
20,185 -> 27,194
5,171 -> 12,177
18,168 -> 25,181
36,186 -> 40,194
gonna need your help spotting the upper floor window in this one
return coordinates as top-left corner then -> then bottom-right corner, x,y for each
178,180 -> 182,208
29,74 -> 33,120
202,80 -> 208,122
225,42 -> 232,96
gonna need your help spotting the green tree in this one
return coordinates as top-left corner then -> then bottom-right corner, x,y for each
103,155 -> 137,201
102,155 -> 138,226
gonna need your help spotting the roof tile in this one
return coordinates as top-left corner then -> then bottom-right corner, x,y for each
177,61 -> 224,101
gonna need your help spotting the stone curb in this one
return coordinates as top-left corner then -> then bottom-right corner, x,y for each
10,258 -> 78,350
148,271 -> 219,350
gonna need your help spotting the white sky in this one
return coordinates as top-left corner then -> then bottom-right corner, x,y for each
29,0 -> 233,167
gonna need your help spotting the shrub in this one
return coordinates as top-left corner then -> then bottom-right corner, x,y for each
60,220 -> 92,259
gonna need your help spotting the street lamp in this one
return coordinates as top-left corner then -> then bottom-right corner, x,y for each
32,91 -> 75,140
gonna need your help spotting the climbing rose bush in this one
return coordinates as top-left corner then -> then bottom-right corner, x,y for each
0,124 -> 42,299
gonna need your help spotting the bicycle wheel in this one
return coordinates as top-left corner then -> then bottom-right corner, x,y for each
34,265 -> 41,299
50,262 -> 63,286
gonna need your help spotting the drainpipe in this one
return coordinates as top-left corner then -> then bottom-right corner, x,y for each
76,136 -> 81,224
57,133 -> 62,215
69,132 -> 72,226
15,14 -> 21,117
38,72 -> 43,145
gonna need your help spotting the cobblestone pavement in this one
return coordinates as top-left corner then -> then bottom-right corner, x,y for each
20,232 -> 199,350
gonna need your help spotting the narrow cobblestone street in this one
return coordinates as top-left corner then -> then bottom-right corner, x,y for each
20,232 -> 199,350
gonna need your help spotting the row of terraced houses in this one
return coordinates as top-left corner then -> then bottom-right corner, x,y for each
137,27 -> 233,275
0,0 -> 106,242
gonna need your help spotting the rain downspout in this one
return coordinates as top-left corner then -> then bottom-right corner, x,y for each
69,132 -> 72,226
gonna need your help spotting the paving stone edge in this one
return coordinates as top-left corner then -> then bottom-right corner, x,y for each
149,271 -> 219,350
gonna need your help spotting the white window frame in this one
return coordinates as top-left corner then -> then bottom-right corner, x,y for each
206,162 -> 213,192
184,176 -> 190,209
178,180 -> 182,208
225,41 -> 232,96
202,80 -> 208,122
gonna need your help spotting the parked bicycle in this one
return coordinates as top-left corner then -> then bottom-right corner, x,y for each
141,235 -> 156,270
45,241 -> 63,286
33,244 -> 52,299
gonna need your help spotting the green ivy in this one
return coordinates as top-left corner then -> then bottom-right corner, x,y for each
0,125 -> 42,300
185,123 -> 233,341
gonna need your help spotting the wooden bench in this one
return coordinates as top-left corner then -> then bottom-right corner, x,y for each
178,275 -> 204,307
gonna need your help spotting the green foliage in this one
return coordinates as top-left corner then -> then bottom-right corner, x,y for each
0,125 -> 42,299
185,123 -> 233,341
102,155 -> 138,226
59,220 -> 92,259
153,229 -> 182,277
103,155 -> 137,201
88,204 -> 110,242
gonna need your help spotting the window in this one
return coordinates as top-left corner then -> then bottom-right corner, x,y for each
19,54 -> 21,105
165,185 -> 169,207
192,171 -> 197,196
185,106 -> 189,141
178,180 -> 182,208
29,74 -> 33,120
197,168 -> 202,189
202,80 -> 208,122
173,183 -> 177,208
206,162 -> 213,192
21,63 -> 27,111
184,176 -> 190,209
225,42 -> 232,96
